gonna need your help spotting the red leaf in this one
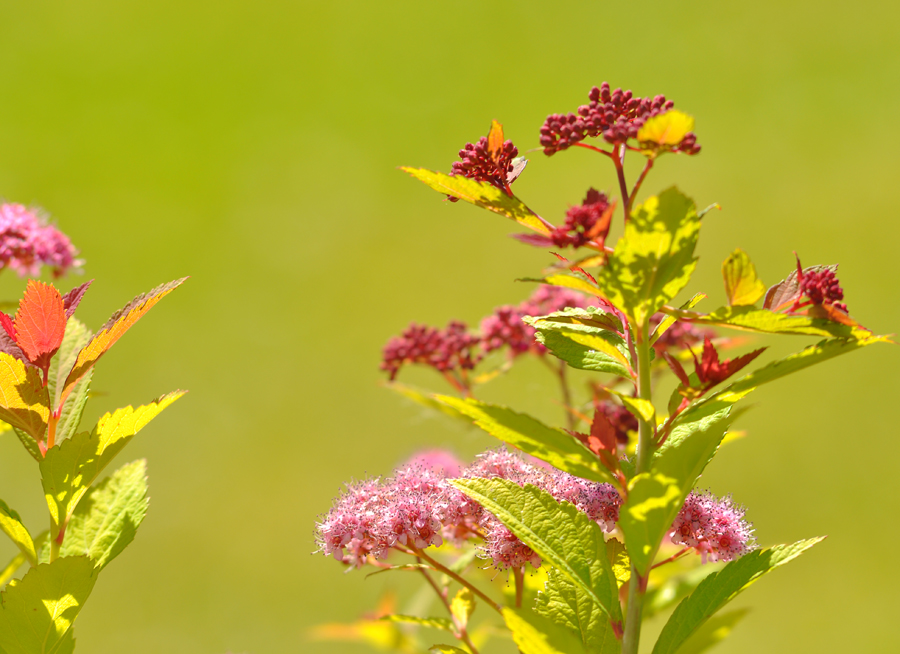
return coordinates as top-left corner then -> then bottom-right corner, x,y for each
0,313 -> 16,341
12,281 -> 67,379
693,337 -> 765,388
510,233 -> 554,247
662,351 -> 691,387
589,407 -> 618,455
62,280 -> 93,319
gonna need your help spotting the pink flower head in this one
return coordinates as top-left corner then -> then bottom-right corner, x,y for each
540,83 -> 701,155
380,320 -> 480,380
670,490 -> 756,563
541,470 -> 622,532
550,188 -> 612,249
465,447 -> 535,483
480,306 -> 533,356
316,478 -> 390,567
403,449 -> 463,477
519,285 -> 589,318
0,203 -> 81,278
481,517 -> 542,570
451,136 -> 519,194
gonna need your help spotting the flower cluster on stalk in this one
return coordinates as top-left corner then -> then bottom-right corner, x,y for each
670,490 -> 756,562
0,203 -> 81,278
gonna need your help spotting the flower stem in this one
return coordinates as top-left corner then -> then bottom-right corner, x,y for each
413,548 -> 503,615
513,567 -> 524,608
612,144 -> 631,223
416,564 -> 482,654
622,319 -> 654,654
628,157 -> 655,214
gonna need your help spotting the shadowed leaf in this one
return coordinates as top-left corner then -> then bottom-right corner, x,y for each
535,569 -> 621,653
722,249 -> 765,306
0,353 -> 49,444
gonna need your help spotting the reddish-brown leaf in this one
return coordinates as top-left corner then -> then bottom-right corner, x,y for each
589,407 -> 618,455
662,351 -> 691,387
61,280 -> 93,319
13,281 -> 67,378
693,337 -> 766,388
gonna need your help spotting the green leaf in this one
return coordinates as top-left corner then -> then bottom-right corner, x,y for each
47,319 -> 92,445
0,556 -> 97,654
607,391 -> 655,424
678,609 -> 749,654
605,539 -> 631,589
652,538 -> 824,654
0,501 -> 36,567
722,249 -> 765,306
40,391 -> 184,540
675,335 -> 889,427
541,274 -> 605,298
503,607 -> 591,654
9,427 -> 42,463
535,569 -> 621,654
384,382 -> 472,425
653,408 -> 733,510
401,167 -> 550,235
597,188 -> 700,326
617,473 -> 682,575
534,331 -> 631,378
437,397 -> 617,487
429,646 -> 468,654
449,478 -> 622,625
651,294 -> 706,345
380,615 -> 454,632
663,305 -> 870,339
0,553 -> 25,588
60,459 -> 149,569
638,111 -> 695,152
450,588 -> 475,630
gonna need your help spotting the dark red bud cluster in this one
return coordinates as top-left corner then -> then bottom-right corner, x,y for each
550,188 -> 611,248
799,266 -> 847,312
480,306 -> 534,355
380,321 -> 480,380
539,82 -> 700,156
450,137 -> 519,192
596,400 -> 638,446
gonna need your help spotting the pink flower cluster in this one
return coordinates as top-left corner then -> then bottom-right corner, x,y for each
670,490 -> 756,562
539,82 -> 700,155
0,203 -> 81,278
451,136 -> 520,192
798,264 -> 847,312
382,286 -> 589,381
315,448 -> 622,572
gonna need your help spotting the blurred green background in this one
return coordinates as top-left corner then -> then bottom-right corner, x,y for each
0,1 -> 898,652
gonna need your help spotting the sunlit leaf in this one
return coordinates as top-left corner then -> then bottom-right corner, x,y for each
651,294 -> 705,345
380,615 -> 454,632
6,281 -> 67,378
535,569 -> 621,653
652,538 -> 824,654
0,552 -> 26,588
47,319 -> 92,445
643,562 -> 722,619
503,607 -> 592,654
618,473 -> 682,575
661,304 -> 870,339
638,111 -> 695,151
401,167 -> 550,235
534,331 -> 631,378
0,500 -> 36,567
0,353 -> 49,444
722,249 -> 765,306
450,588 -> 476,630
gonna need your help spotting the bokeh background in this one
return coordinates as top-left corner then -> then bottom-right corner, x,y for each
1,1 -> 898,652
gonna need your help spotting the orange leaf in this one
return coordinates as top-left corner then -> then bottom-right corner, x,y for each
13,281 -> 67,378
59,278 -> 187,407
487,120 -> 504,163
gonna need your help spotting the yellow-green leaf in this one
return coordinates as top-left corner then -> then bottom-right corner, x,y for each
0,501 -> 36,567
618,473 -> 682,575
638,111 -> 695,151
401,167 -> 550,235
450,588 -> 475,630
0,353 -> 49,444
722,249 -> 765,306
503,607 -> 591,654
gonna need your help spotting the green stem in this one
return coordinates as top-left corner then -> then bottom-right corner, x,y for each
49,538 -> 60,563
622,319 -> 654,654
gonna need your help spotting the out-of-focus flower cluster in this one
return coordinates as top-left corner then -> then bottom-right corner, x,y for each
381,286 -> 589,382
315,448 -> 622,572
539,82 -> 700,156
0,203 -> 81,278
670,490 -> 756,562
549,188 -> 612,249
316,448 -> 756,572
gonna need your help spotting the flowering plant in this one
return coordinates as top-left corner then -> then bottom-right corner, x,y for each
0,205 -> 186,652
314,83 -> 888,654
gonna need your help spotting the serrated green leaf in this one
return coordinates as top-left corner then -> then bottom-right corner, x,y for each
0,501 -> 36,567
541,274 -> 605,298
664,305 -> 870,339
60,459 -> 149,569
652,538 -> 824,654
380,615 -> 454,631
450,588 -> 475,630
534,331 -> 631,378
41,391 -> 184,541
450,479 -> 622,625
607,391 -> 655,424
605,539 -> 631,588
722,249 -> 765,307
598,188 -> 700,326
534,569 -> 621,653
401,167 -> 549,235
651,294 -> 706,345
675,335 -> 888,427
678,608 -> 748,654
429,646 -> 468,654
437,397 -> 616,487
503,607 -> 590,654
618,473 -> 682,575
47,319 -> 93,446
0,556 -> 97,654
384,382 -> 472,425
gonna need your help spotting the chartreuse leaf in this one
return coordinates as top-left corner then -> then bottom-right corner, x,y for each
47,318 -> 92,446
0,501 -> 36,567
0,353 -> 50,444
663,304 -> 871,339
722,249 -> 765,306
638,111 -> 695,152
541,274 -> 606,298
503,607 -> 590,654
450,479 -> 622,625
606,539 -> 631,588
597,188 -> 700,326
653,538 -> 824,654
651,293 -> 705,345
429,646 -> 468,654
384,382 -> 472,425
535,569 -> 621,654
0,553 -> 26,587
618,473 -> 682,575
450,588 -> 475,630
60,459 -> 149,569
59,278 -> 187,408
534,331 -> 631,378
401,167 -> 550,235
0,556 -> 97,654
437,397 -> 616,487
41,391 -> 185,541
380,615 -> 454,632
675,335 -> 888,427
678,608 -> 749,654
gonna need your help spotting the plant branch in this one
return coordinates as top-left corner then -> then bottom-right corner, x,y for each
612,144 -> 631,223
628,157 -> 655,214
573,142 -> 613,157
513,567 -> 524,609
416,561 -> 481,654
412,548 -> 503,615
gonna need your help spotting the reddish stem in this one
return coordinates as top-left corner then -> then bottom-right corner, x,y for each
612,144 -> 631,223
573,142 -> 613,157
628,158 -> 655,214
